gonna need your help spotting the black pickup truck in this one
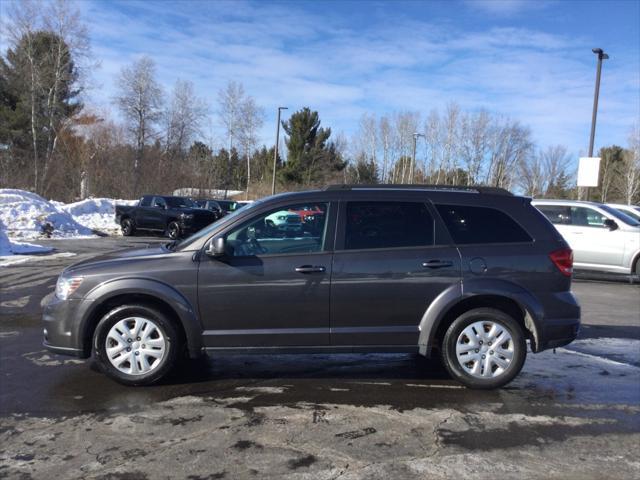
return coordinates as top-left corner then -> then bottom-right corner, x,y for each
115,195 -> 218,239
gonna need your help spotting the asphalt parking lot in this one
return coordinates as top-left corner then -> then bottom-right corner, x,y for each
1,237 -> 639,479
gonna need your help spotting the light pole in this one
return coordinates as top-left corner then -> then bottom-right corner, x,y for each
410,132 -> 425,184
271,106 -> 288,195
586,48 -> 609,200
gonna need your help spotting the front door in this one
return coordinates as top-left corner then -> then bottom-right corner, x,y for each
330,200 -> 460,346
197,201 -> 334,348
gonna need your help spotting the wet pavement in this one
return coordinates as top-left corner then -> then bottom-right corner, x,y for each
1,237 -> 639,479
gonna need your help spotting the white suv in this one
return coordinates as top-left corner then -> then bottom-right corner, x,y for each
533,200 -> 640,276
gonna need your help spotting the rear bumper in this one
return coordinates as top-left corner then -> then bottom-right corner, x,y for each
537,317 -> 581,351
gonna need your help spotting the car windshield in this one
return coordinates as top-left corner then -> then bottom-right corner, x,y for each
166,197 -> 196,208
174,198 -> 266,250
599,205 -> 640,227
614,207 -> 640,222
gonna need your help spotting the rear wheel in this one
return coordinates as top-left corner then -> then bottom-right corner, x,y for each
121,218 -> 135,236
93,304 -> 179,386
167,221 -> 181,240
441,308 -> 526,389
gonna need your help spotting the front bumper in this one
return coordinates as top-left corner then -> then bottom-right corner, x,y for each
41,292 -> 87,358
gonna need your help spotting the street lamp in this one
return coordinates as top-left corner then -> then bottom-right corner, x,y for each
271,106 -> 288,195
588,48 -> 609,158
585,48 -> 609,201
410,132 -> 425,184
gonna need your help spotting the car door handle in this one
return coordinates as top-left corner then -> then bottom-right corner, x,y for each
422,260 -> 454,269
295,265 -> 326,274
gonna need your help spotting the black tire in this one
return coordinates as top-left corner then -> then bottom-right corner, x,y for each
441,308 -> 526,389
121,218 -> 135,236
167,221 -> 181,239
93,304 -> 180,386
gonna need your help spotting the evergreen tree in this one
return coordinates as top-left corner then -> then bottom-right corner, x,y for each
280,107 -> 345,185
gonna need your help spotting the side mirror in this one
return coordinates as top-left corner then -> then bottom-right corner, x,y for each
206,237 -> 226,257
604,219 -> 618,231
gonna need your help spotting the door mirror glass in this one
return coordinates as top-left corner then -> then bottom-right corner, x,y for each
206,237 -> 226,257
603,218 -> 618,231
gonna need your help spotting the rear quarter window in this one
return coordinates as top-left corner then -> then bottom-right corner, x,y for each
435,204 -> 532,244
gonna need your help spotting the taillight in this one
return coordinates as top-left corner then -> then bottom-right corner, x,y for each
549,248 -> 573,277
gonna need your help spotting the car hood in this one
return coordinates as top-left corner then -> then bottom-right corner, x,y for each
63,246 -> 171,275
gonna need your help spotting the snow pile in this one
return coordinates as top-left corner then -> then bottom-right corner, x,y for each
0,189 -> 93,239
59,198 -> 137,234
0,219 -> 53,257
0,189 -> 136,239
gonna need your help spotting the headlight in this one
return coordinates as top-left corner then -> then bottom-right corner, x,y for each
55,276 -> 83,300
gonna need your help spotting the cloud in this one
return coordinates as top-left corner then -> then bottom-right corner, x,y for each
65,0 -> 639,158
464,0 -> 552,17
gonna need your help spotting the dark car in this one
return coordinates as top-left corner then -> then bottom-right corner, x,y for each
43,185 -> 580,389
115,195 -> 218,239
196,199 -> 242,218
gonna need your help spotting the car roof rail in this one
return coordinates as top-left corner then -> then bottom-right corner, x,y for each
323,184 -> 512,196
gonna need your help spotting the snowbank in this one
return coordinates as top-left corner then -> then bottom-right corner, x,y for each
0,189 -> 136,239
0,189 -> 93,239
0,219 -> 53,258
59,197 -> 136,234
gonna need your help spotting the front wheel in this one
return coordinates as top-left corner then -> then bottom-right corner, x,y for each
93,304 -> 179,386
121,218 -> 135,236
441,308 -> 526,389
167,221 -> 181,240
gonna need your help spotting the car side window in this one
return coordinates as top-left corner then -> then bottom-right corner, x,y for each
139,196 -> 152,207
537,205 -> 571,225
225,203 -> 329,257
436,204 -> 532,244
153,197 -> 167,209
344,202 -> 434,250
570,207 -> 607,227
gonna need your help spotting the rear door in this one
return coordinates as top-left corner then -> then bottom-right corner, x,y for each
330,198 -> 461,346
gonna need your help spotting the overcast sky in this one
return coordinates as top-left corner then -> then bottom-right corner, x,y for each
18,0 -> 640,161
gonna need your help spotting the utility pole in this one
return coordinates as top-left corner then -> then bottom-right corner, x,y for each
271,107 -> 288,195
410,132 -> 425,184
586,48 -> 609,200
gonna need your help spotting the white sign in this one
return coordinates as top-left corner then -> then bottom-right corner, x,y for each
577,157 -> 601,187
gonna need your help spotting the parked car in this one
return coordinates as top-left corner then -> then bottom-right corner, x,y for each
607,203 -> 640,222
196,199 -> 242,217
44,184 -> 580,389
115,195 -> 218,239
264,209 -> 303,234
533,199 -> 640,276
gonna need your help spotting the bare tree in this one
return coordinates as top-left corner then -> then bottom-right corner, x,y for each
517,150 -> 545,197
216,81 -> 263,197
5,0 -> 90,195
542,145 -> 571,197
440,103 -> 461,184
378,116 -> 391,183
165,79 -> 207,154
459,109 -> 490,185
486,118 -> 533,189
423,109 -> 440,182
619,125 -> 640,204
114,56 -> 163,195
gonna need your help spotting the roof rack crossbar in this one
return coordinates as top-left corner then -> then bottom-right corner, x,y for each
323,184 -> 512,195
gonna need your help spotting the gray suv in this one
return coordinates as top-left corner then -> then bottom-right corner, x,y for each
42,185 -> 580,389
